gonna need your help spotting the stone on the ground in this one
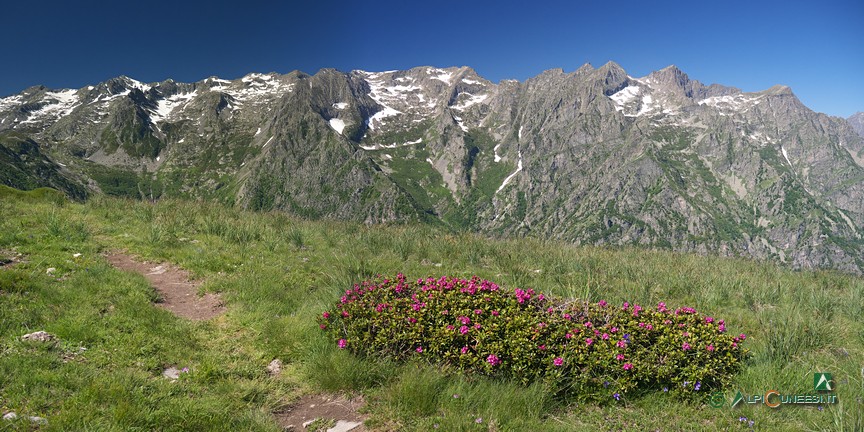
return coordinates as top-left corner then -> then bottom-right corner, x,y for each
29,416 -> 48,425
3,412 -> 17,421
327,420 -> 361,432
46,267 -> 56,274
21,331 -> 56,342
267,359 -> 283,376
162,367 -> 181,380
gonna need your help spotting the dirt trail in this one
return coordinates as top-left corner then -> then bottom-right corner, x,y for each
275,394 -> 366,431
106,252 -> 225,320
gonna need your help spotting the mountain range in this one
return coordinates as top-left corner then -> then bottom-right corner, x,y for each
1,62 -> 863,274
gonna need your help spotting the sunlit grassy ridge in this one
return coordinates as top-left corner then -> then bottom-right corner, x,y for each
0,185 -> 861,431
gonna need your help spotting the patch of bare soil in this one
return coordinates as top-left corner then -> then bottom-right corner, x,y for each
0,249 -> 23,269
276,394 -> 367,431
106,252 -> 224,320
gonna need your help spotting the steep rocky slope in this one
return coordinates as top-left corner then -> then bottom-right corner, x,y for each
1,63 -> 862,273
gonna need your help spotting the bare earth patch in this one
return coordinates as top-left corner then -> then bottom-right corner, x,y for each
106,252 -> 225,320
276,394 -> 366,431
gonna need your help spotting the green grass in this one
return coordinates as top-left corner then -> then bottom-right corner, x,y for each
0,187 -> 862,430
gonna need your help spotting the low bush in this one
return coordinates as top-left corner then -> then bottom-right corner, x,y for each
320,275 -> 746,402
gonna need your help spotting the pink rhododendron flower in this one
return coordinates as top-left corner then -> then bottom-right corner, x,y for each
616,354 -> 625,361
338,339 -> 347,349
486,354 -> 500,366
706,345 -> 715,352
610,327 -> 618,333
585,338 -> 594,346
705,316 -> 714,323
416,346 -> 423,353
461,346 -> 469,354
446,325 -> 455,331
459,316 -> 471,325
538,345 -> 546,351
598,300 -> 607,307
682,342 -> 692,351
474,309 -> 482,315
623,363 -> 633,370
319,324 -> 327,329
617,340 -> 626,348
491,310 -> 499,316
553,357 -> 564,366
322,312 -> 330,319
602,333 -> 610,340
459,326 -> 469,335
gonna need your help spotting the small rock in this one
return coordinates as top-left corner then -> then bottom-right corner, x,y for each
29,416 -> 48,425
302,419 -> 316,428
267,359 -> 283,376
21,331 -> 56,342
328,420 -> 362,432
46,267 -> 56,275
162,367 -> 181,380
72,253 -> 82,258
3,412 -> 17,420
148,265 -> 167,275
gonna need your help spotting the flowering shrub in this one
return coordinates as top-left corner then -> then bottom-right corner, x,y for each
319,275 -> 746,402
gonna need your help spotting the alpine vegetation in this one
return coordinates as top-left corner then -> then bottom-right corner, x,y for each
320,274 -> 745,402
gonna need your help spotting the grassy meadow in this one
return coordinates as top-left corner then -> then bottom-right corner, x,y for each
0,185 -> 862,431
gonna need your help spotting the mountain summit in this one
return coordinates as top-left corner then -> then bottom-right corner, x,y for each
1,64 -> 863,274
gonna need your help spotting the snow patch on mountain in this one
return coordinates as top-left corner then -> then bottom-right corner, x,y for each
333,102 -> 348,109
150,90 -> 198,123
328,118 -> 346,134
496,151 -> 523,193
609,85 -> 641,111
19,89 -> 81,125
781,146 -> 792,167
451,92 -> 488,111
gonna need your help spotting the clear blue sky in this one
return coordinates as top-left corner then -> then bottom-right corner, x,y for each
3,0 -> 862,117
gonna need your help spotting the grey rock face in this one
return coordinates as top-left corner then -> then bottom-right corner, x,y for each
849,112 -> 864,139
1,64 -> 862,274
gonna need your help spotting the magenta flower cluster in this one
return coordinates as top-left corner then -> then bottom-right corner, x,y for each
319,275 -> 746,402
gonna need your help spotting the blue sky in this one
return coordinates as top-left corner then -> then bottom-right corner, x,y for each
3,0 -> 862,117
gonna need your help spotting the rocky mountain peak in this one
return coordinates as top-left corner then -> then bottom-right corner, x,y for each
1,64 -> 862,276
848,112 -> 864,138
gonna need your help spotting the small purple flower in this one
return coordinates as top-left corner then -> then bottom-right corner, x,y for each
739,416 -> 747,422
613,393 -> 621,401
603,381 -> 610,388
663,387 -> 668,392
748,420 -> 754,427
475,417 -> 483,424
181,367 -> 189,373
694,381 -> 701,391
